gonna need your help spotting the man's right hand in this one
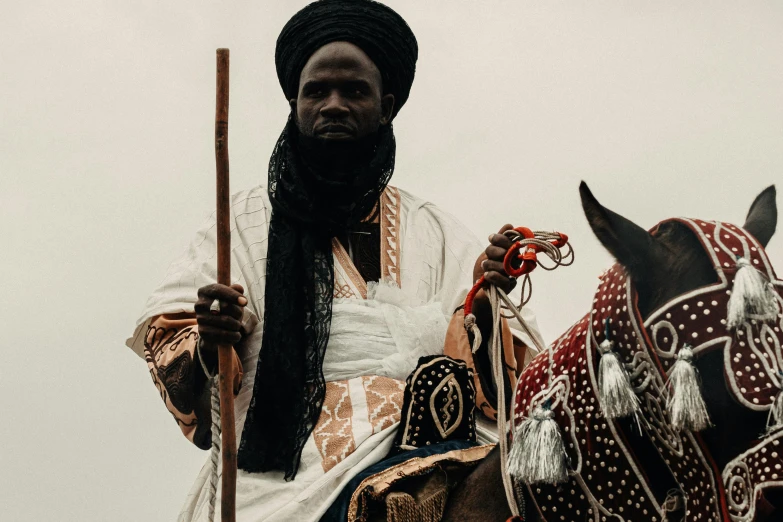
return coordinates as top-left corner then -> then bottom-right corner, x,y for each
195,283 -> 248,366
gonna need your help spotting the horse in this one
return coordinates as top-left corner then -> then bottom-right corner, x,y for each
442,182 -> 780,522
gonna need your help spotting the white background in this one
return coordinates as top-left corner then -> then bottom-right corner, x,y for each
1,1 -> 782,520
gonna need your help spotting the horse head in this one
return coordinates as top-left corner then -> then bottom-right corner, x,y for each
545,182 -> 779,521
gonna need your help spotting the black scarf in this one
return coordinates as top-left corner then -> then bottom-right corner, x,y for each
237,116 -> 396,480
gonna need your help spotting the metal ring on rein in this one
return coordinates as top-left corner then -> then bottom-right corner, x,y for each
498,229 -> 575,321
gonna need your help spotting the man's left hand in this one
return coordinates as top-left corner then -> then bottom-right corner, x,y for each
473,224 -> 517,295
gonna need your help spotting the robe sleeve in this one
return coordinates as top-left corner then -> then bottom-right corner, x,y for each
126,187 -> 267,360
143,313 -> 243,449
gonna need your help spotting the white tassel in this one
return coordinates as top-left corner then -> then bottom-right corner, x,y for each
597,340 -> 640,418
464,313 -> 483,354
727,258 -> 778,329
666,346 -> 711,432
507,404 -> 568,485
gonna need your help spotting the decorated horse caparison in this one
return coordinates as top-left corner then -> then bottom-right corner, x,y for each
443,182 -> 781,522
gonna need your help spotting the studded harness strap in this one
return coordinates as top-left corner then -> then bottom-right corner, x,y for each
513,218 -> 783,522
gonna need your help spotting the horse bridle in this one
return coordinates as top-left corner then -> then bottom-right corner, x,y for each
510,218 -> 783,522
644,218 -> 783,522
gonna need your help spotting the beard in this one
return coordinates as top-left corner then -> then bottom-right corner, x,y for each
295,123 -> 381,182
283,117 -> 394,226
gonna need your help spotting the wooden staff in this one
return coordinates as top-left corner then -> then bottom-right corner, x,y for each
215,47 -> 237,522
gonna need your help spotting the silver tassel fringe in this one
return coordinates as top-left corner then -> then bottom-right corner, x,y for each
727,258 -> 778,329
507,404 -> 568,485
666,346 -> 711,432
597,339 -> 640,419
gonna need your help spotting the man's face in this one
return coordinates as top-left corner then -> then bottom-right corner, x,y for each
292,41 -> 395,140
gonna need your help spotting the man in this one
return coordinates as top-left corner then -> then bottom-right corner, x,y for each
127,1 -> 538,520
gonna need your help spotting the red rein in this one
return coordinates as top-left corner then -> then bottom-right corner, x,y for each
464,227 -> 568,317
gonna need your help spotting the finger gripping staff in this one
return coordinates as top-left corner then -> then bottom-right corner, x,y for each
461,226 -> 574,518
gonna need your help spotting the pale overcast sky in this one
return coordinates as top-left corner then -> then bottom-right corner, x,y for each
1,1 -> 782,520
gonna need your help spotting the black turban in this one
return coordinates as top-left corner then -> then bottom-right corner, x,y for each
275,0 -> 418,119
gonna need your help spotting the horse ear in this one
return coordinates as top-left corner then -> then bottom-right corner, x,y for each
743,185 -> 777,248
580,181 -> 663,280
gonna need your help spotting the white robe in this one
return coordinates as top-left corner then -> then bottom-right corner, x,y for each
127,185 -> 538,521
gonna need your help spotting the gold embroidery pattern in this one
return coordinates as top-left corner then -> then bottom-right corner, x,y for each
313,380 -> 356,472
334,282 -> 357,299
430,374 -> 464,439
362,376 -> 405,433
332,238 -> 367,299
380,186 -> 401,287
330,186 -> 400,299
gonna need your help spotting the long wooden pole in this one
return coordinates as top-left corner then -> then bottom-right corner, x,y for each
215,47 -> 237,522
